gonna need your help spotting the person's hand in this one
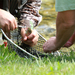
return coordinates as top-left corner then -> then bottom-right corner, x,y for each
43,37 -> 58,53
0,9 -> 17,33
63,32 -> 75,47
21,28 -> 39,47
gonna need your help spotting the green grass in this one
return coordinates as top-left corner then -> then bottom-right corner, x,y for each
0,44 -> 75,75
0,0 -> 75,75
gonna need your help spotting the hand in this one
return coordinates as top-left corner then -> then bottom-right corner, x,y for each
21,28 -> 39,47
0,9 -> 17,33
43,37 -> 58,53
63,32 -> 75,47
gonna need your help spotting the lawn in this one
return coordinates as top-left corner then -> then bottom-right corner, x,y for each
0,0 -> 75,75
0,44 -> 75,75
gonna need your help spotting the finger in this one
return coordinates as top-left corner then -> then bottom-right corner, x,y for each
43,46 -> 56,53
6,17 -> 14,31
23,39 -> 33,43
31,35 -> 38,45
22,36 -> 27,41
21,28 -> 28,41
9,21 -> 14,31
21,28 -> 25,38
27,36 -> 38,46
6,23 -> 10,32
14,18 -> 17,29
43,49 -> 51,53
10,18 -> 17,30
43,45 -> 49,53
22,39 -> 36,47
27,34 -> 34,40
27,30 -> 38,40
2,26 -> 6,32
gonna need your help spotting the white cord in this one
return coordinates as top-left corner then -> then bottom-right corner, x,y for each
1,29 -> 37,59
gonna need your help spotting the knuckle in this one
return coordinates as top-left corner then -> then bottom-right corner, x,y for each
5,21 -> 8,25
9,18 -> 13,24
2,24 -> 5,28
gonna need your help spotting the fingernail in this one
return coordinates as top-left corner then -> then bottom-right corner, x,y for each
15,26 -> 17,29
24,37 -> 27,40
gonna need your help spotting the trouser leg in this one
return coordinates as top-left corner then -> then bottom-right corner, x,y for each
18,0 -> 42,27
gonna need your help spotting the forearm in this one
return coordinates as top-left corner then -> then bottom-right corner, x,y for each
56,10 -> 75,49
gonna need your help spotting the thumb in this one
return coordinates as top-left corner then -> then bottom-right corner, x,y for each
21,28 -> 27,41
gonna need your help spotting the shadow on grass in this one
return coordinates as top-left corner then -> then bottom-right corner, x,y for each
0,44 -> 75,64
42,49 -> 75,63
